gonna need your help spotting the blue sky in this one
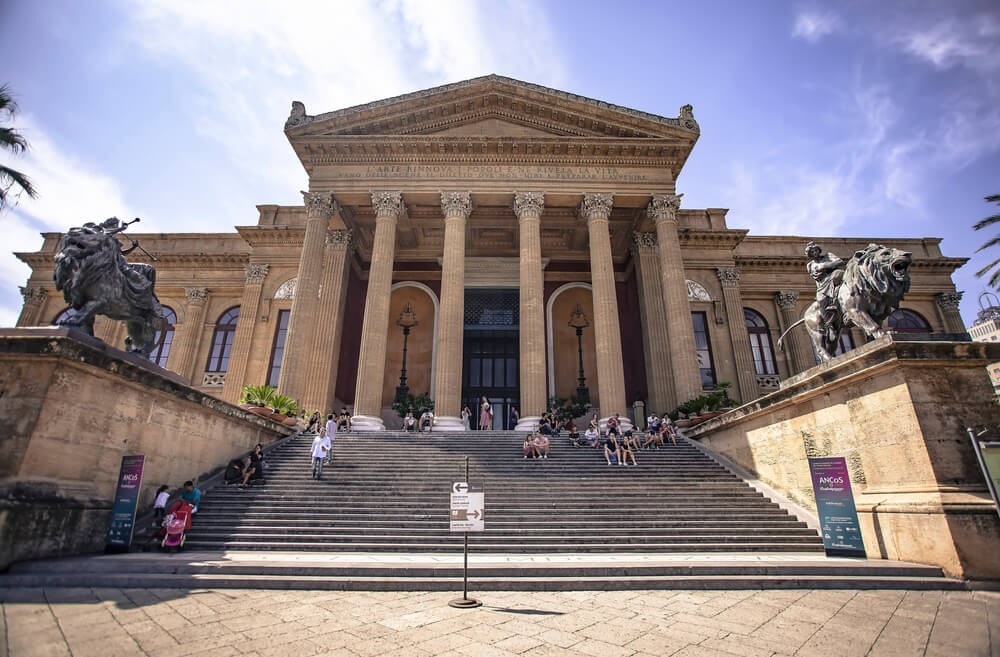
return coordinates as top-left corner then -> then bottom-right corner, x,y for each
1,0 -> 998,326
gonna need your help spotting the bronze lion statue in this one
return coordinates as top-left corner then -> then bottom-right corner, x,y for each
53,218 -> 165,356
780,243 -> 912,362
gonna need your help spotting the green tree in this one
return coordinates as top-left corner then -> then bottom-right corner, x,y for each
974,194 -> 1000,288
0,84 -> 37,211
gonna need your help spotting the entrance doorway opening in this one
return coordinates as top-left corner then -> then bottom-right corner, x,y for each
462,290 -> 519,430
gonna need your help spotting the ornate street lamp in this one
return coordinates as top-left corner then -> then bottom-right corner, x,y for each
394,301 -> 418,405
567,304 -> 590,405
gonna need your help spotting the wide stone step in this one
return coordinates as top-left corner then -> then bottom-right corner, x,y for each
180,540 -> 827,552
188,515 -> 810,528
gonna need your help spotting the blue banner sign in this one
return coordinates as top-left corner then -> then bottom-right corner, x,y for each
808,456 -> 866,558
105,454 -> 145,553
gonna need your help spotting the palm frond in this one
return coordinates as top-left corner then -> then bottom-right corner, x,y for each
973,213 -> 1000,231
0,127 -> 28,154
986,194 -> 1000,204
0,84 -> 15,117
974,255 -> 1000,279
0,165 -> 37,207
975,235 -> 1000,252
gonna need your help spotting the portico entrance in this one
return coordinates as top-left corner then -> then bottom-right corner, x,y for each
462,290 -> 519,430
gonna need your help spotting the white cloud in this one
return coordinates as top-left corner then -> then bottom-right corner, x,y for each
895,15 -> 1000,72
792,9 -> 841,43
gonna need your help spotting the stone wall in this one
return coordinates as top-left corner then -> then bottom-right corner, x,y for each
687,336 -> 1000,579
0,328 -> 295,569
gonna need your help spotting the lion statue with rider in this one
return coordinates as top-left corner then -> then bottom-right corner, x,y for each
779,241 -> 913,362
53,217 -> 165,356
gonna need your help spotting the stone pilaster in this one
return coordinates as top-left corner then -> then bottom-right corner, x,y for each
298,229 -> 353,414
172,286 -> 210,384
514,191 -> 547,431
219,266 -> 269,401
775,290 -> 814,374
277,192 -> 339,404
352,192 -> 403,431
433,192 -> 471,431
631,233 -> 675,414
716,267 -> 759,403
936,291 -> 966,333
648,194 -> 702,403
581,193 -> 627,424
16,286 -> 47,327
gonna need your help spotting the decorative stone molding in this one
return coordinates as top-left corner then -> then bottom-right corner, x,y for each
679,104 -> 695,120
631,232 -> 657,253
284,101 -> 313,129
185,287 -> 209,305
715,267 -> 740,287
936,291 -> 963,311
371,191 -> 404,218
245,263 -> 270,285
325,229 -> 353,250
687,280 -> 712,302
647,193 -> 683,224
579,192 -> 614,221
202,372 -> 226,387
302,191 -> 339,219
19,286 -> 47,307
775,291 -> 799,309
274,278 -> 296,300
756,374 -> 780,390
513,191 -> 545,220
440,191 -> 472,219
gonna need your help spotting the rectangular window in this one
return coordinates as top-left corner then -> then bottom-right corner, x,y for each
266,310 -> 291,387
691,312 -> 716,389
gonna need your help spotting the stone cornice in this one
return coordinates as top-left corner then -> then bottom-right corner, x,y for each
734,255 -> 968,273
677,229 -> 748,248
236,226 -> 306,247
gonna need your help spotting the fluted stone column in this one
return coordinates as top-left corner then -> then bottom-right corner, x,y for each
173,286 -> 210,384
716,267 -> 759,403
775,291 -> 814,374
648,194 -> 702,403
581,193 -> 628,425
352,192 -> 403,431
16,286 -> 47,327
514,192 -> 547,431
433,192 -> 471,431
299,229 -> 353,414
220,266 -> 269,401
631,233 -> 675,414
278,192 -> 339,403
936,292 -> 966,334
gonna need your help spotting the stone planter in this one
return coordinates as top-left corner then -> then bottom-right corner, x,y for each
675,419 -> 695,428
248,407 -> 271,418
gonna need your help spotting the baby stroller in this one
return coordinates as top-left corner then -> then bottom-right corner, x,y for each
161,500 -> 194,552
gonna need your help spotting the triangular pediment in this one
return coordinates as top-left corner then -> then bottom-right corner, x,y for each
423,116 -> 568,138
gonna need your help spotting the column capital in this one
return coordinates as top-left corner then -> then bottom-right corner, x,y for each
936,291 -> 963,311
302,191 -> 340,219
185,286 -> 209,305
631,232 -> 658,254
244,264 -> 270,285
325,228 -> 353,250
716,267 -> 740,287
19,286 -> 47,307
371,191 -> 404,218
647,193 -> 683,224
775,290 -> 799,309
580,193 -> 614,222
513,191 -> 545,220
440,191 -> 472,219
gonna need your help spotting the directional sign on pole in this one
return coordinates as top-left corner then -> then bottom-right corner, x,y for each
450,481 -> 484,532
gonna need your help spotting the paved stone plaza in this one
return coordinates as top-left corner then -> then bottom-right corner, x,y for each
2,587 -> 997,657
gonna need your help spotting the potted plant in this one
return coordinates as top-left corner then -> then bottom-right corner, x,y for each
240,384 -> 277,417
269,395 -> 301,425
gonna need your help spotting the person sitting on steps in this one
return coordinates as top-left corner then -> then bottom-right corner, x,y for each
522,434 -> 537,459
404,410 -> 416,432
566,419 -> 580,447
419,410 -> 434,432
337,407 -> 351,432
533,429 -> 550,459
604,433 -> 621,466
620,433 -> 637,466
584,424 -> 600,448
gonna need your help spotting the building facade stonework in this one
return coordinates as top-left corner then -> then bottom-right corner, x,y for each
13,76 -> 968,429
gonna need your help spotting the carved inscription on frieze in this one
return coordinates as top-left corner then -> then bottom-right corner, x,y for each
328,164 -> 654,183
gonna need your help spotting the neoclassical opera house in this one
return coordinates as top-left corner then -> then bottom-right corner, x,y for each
15,76 -> 968,431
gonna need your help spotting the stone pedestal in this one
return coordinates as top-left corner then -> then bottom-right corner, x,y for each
688,336 -> 1000,579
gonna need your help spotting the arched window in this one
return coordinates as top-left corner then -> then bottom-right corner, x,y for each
149,306 -> 176,368
206,306 -> 240,372
53,307 -> 77,324
744,309 -> 777,375
887,308 -> 931,333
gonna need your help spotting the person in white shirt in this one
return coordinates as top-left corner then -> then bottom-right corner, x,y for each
324,413 -> 337,439
311,430 -> 331,480
419,410 -> 434,432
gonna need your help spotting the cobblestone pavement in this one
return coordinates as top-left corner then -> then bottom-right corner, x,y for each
2,587 -> 997,657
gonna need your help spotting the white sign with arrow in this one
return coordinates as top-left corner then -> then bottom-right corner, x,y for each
450,481 -> 484,532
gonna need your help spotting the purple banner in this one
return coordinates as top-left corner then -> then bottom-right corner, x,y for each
808,457 -> 866,557
105,454 -> 145,552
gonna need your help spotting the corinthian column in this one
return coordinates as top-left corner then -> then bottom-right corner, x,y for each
631,233 -> 675,413
433,192 -> 471,431
775,291 -> 813,374
16,286 -> 47,327
220,266 -> 269,401
278,191 -> 339,403
648,194 -> 702,403
514,192 -> 547,431
581,193 -> 627,425
299,229 -> 353,413
936,292 -> 966,334
173,286 -> 210,384
352,191 -> 403,431
716,267 -> 759,403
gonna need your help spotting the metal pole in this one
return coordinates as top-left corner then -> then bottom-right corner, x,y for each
464,455 -> 469,600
